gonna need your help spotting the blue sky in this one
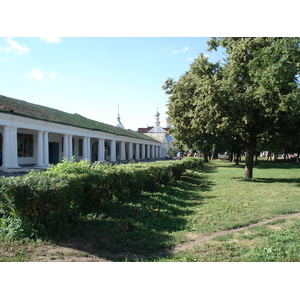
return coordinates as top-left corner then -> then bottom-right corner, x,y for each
0,0 -> 294,131
0,37 -> 225,130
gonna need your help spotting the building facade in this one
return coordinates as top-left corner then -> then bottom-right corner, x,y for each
138,109 -> 173,157
0,95 -> 163,172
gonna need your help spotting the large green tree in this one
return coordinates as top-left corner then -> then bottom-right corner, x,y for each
214,37 -> 300,179
163,54 -> 223,162
164,37 -> 300,179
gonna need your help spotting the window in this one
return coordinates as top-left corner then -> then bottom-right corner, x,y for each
18,134 -> 33,157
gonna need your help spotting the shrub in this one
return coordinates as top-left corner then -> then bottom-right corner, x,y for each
0,157 -> 203,239
0,172 -> 85,238
48,157 -> 92,175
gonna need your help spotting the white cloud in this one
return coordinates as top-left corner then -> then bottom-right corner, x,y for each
0,37 -> 30,55
163,46 -> 190,55
40,37 -> 62,44
48,71 -> 57,78
181,46 -> 190,53
26,68 -> 58,80
26,68 -> 44,80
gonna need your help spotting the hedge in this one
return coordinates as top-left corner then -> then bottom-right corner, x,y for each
0,157 -> 203,238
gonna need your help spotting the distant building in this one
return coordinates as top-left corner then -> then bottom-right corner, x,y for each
116,103 -> 124,129
0,95 -> 164,173
137,109 -> 173,157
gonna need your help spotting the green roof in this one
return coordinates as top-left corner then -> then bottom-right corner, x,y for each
0,95 -> 157,142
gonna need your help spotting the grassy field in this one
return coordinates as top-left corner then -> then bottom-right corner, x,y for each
165,215 -> 300,262
1,159 -> 300,262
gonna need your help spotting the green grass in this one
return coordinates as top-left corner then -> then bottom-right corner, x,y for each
1,159 -> 300,261
154,159 -> 300,262
181,160 -> 300,233
158,216 -> 300,262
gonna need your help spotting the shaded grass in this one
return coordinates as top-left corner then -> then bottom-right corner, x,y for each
57,170 -> 208,258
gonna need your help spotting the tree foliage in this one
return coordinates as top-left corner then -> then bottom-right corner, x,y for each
162,54 -> 224,162
163,37 -> 300,179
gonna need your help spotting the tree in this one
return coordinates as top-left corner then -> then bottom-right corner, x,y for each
207,38 -> 300,179
209,38 -> 272,179
164,37 -> 300,179
162,54 -> 223,162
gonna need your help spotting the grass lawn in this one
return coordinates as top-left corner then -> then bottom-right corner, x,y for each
157,159 -> 300,262
1,159 -> 300,261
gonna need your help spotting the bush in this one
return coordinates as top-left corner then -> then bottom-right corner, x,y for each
0,157 -> 203,239
0,172 -> 85,238
48,157 -> 92,175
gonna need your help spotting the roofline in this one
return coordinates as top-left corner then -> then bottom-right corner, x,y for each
0,101 -> 158,143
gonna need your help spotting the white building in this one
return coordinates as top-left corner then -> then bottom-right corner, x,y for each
143,109 -> 172,157
0,95 -> 163,173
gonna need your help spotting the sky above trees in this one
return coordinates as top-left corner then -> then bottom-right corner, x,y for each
1,0 -> 296,132
0,37 -> 226,130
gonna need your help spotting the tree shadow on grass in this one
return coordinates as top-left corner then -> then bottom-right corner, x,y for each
56,170 -> 215,261
251,177 -> 300,185
210,160 -> 300,171
215,163 -> 245,169
255,161 -> 300,170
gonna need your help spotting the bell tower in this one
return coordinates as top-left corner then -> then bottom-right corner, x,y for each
154,107 -> 160,127
116,102 -> 124,129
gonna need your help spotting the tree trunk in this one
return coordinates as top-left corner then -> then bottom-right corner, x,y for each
203,152 -> 209,163
283,150 -> 287,162
244,137 -> 256,180
235,151 -> 240,165
232,153 -> 235,163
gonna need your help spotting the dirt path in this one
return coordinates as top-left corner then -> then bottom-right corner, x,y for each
81,212 -> 300,261
11,212 -> 299,262
169,212 -> 300,254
